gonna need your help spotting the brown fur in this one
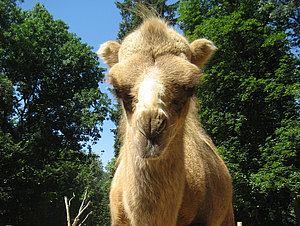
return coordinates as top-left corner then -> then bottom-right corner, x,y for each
98,17 -> 234,226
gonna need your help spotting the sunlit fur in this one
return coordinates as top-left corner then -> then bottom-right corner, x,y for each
136,71 -> 167,118
98,17 -> 234,226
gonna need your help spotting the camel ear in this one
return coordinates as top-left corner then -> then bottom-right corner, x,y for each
190,39 -> 217,67
97,41 -> 120,68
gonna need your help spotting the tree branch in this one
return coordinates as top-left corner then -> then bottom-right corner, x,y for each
64,196 -> 71,226
79,187 -> 88,213
72,200 -> 91,226
64,188 -> 92,226
78,211 -> 93,226
69,192 -> 75,206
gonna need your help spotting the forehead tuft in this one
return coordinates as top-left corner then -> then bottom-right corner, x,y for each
118,18 -> 191,62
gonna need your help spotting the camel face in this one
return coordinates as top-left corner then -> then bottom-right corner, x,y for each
98,18 -> 217,159
108,53 -> 201,158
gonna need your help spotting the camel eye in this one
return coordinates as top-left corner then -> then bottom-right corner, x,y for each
122,94 -> 134,113
185,87 -> 195,97
172,98 -> 186,111
113,88 -> 122,99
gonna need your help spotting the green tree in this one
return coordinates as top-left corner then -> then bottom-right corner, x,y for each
0,2 -> 110,225
178,0 -> 299,225
74,155 -> 111,225
5,4 -> 109,150
257,0 -> 299,51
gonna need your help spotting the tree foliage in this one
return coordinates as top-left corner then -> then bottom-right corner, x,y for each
6,4 -> 108,149
0,1 -> 110,225
178,0 -> 299,225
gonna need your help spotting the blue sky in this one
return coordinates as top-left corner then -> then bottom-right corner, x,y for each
20,0 -> 178,166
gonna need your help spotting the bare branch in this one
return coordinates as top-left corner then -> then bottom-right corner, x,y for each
72,201 -> 91,226
65,188 -> 92,226
79,188 -> 89,213
64,196 -> 71,226
78,211 -> 93,226
69,192 -> 75,206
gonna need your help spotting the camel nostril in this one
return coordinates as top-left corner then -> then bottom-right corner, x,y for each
157,118 -> 167,134
150,117 -> 167,138
136,114 -> 167,140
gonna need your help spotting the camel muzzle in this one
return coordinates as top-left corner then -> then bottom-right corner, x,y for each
136,112 -> 167,141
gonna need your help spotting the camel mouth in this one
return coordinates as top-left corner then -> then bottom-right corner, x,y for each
135,135 -> 167,159
141,140 -> 161,159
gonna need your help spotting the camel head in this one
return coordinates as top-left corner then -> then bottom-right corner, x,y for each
98,18 -> 216,159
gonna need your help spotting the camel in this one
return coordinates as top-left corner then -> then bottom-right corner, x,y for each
98,17 -> 234,226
